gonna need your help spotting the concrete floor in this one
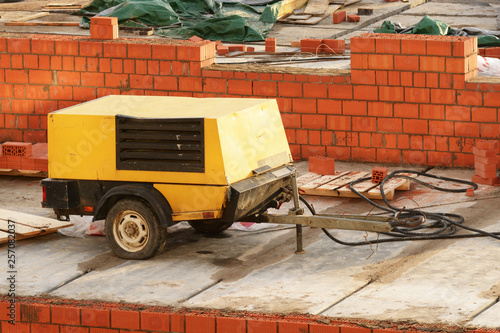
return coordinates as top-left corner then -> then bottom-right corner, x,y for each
1,161 -> 500,329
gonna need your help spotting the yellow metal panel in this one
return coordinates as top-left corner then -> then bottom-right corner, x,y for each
153,184 -> 228,215
48,113 -> 227,185
171,211 -> 224,222
48,96 -> 290,185
217,100 -> 292,183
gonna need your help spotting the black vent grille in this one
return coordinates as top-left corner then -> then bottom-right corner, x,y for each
116,115 -> 205,172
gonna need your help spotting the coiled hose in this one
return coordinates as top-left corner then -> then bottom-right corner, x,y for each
299,170 -> 500,246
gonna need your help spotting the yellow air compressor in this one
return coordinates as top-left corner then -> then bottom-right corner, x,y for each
41,95 -> 296,259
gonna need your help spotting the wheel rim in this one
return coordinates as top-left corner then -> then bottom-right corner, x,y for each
113,210 -> 149,252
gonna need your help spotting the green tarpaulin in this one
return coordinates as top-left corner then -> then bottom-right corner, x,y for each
78,0 -> 282,42
374,15 -> 500,47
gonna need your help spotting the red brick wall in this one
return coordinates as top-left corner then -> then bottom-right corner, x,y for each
0,32 -> 498,167
1,297 -> 498,333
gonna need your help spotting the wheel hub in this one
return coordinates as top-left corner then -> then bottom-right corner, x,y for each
114,211 -> 150,252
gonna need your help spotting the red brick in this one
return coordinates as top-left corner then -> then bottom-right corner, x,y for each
279,321 -> 309,333
378,118 -> 402,133
105,73 -> 129,88
471,174 -> 500,185
351,69 -> 375,85
20,303 -> 51,323
80,41 -> 103,57
293,98 -> 317,113
350,36 -> 375,53
427,40 -> 452,56
333,10 -> 346,24
8,38 -> 30,53
303,83 -> 327,98
102,42 -> 127,58
301,39 -> 322,53
405,87 -> 430,103
466,188 -> 474,197
420,56 -> 445,72
352,147 -> 376,161
351,54 -> 369,69
474,155 -> 497,165
476,139 -> 498,151
91,16 -> 118,25
154,76 -> 177,91
353,85 -> 378,101
368,101 -> 392,117
278,82 -> 302,97
353,116 -> 376,132
475,161 -> 497,172
318,99 -> 342,114
428,151 -> 453,166
127,43 -> 151,59
247,319 -> 277,333
347,14 -> 360,22
60,326 -> 90,333
152,44 -> 176,60
253,81 -> 277,96
57,71 -> 81,86
484,92 -> 500,107
473,146 -> 497,157
185,314 -> 215,333
265,38 -> 277,52
475,168 -> 498,179
375,70 -> 388,85
327,115 -> 351,130
178,45 -> 204,61
377,148 -> 401,164
216,317 -> 246,333
343,100 -> 367,115
457,90 -> 482,106
368,54 -> 393,70
52,305 -> 80,326
141,311 -> 170,331
388,71 -> 401,86
444,105 -> 469,121
401,38 -> 426,55
394,55 -> 418,71
403,119 -> 428,134
455,122 -> 479,137
179,76 -> 203,91
445,57 -> 466,73
2,322 -> 30,333
431,89 -> 456,104
379,86 -> 404,102
303,114 -> 326,129
6,69 -> 28,84
322,39 -> 345,54
110,309 -> 139,330
394,103 -> 418,119
81,72 -> 105,87
329,84 -> 352,99
371,166 -> 388,183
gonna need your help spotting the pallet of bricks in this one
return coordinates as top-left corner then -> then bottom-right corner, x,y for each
298,156 -> 412,200
0,142 -> 48,173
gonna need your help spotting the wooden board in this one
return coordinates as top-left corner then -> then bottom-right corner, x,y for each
0,209 -> 72,244
299,171 -> 412,200
281,4 -> 342,24
10,12 -> 49,23
296,172 -> 322,187
300,171 -> 350,195
4,22 -> 80,26
277,0 -> 308,19
303,0 -> 330,15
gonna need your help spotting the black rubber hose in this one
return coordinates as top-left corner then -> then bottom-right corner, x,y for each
301,170 -> 500,245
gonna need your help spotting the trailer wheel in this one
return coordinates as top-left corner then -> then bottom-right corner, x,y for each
188,220 -> 233,234
105,198 -> 166,260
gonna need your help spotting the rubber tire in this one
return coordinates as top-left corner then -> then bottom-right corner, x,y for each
188,220 -> 233,234
105,198 -> 166,260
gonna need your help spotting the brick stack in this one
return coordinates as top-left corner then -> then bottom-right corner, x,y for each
265,38 -> 276,52
301,39 -> 345,54
309,155 -> 335,175
471,140 -> 499,185
371,166 -> 388,183
90,17 -> 119,40
0,142 -> 47,171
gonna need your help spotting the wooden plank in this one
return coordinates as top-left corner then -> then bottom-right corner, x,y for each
303,0 -> 330,15
300,171 -> 350,195
0,219 -> 43,237
10,12 -> 49,23
365,177 -> 409,200
284,4 -> 341,24
296,172 -> 322,188
0,230 -> 11,244
317,171 -> 369,191
287,14 -> 312,20
277,0 -> 308,19
4,22 -> 80,26
0,209 -> 72,233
